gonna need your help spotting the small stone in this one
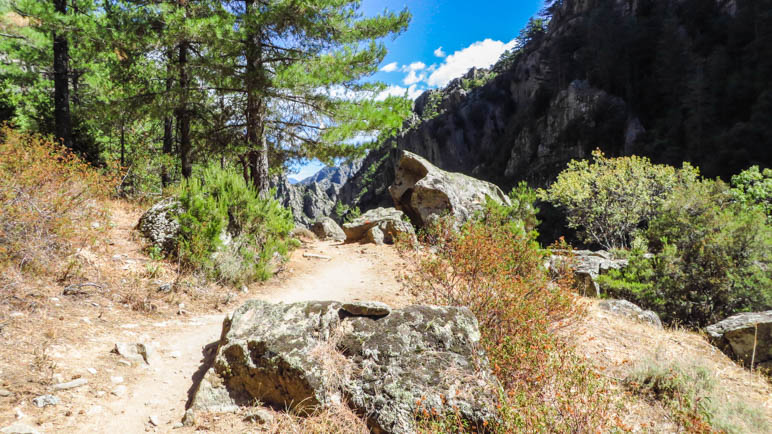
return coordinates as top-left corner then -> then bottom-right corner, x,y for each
80,317 -> 91,324
110,376 -> 124,384
241,285 -> 248,294
87,368 -> 97,375
52,374 -> 64,383
157,283 -> 172,293
13,408 -> 24,420
117,359 -> 131,367
243,408 -> 274,425
171,422 -> 183,429
53,378 -> 88,390
49,297 -> 59,303
111,385 -> 127,397
95,391 -> 106,397
32,394 -> 59,408
0,389 -> 11,397
91,222 -> 100,229
0,422 -> 40,434
86,405 -> 103,416
9,312 -> 23,318
169,351 -> 181,359
148,415 -> 159,426
342,301 -> 392,317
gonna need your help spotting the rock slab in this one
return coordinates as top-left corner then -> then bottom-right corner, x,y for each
598,299 -> 662,329
389,150 -> 510,227
706,311 -> 772,367
185,300 -> 499,433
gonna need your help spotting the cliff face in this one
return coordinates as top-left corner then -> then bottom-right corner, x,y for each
341,0 -> 771,213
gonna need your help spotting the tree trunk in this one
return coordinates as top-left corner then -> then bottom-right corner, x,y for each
178,39 -> 192,179
53,0 -> 73,150
244,0 -> 269,195
162,49 -> 174,187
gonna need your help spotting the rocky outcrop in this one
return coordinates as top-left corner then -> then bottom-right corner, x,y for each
342,207 -> 415,245
185,300 -> 499,433
706,311 -> 772,368
548,250 -> 628,296
389,151 -> 510,227
273,160 -> 363,227
310,217 -> 346,242
136,198 -> 181,253
598,299 -> 662,329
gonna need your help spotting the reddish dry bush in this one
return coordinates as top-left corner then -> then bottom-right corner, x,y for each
401,214 -> 621,432
0,127 -> 115,274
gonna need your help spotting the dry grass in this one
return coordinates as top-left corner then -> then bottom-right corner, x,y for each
566,300 -> 772,432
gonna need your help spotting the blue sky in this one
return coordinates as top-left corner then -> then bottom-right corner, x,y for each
289,0 -> 545,181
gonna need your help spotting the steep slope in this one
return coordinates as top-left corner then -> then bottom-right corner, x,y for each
340,0 -> 772,215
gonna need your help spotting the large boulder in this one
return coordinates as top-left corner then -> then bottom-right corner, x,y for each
548,250 -> 628,297
136,198 -> 181,253
706,311 -> 772,368
389,150 -> 510,227
310,217 -> 346,241
185,300 -> 499,433
342,207 -> 415,245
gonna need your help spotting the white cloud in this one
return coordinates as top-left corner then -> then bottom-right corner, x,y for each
380,61 -> 399,72
427,38 -> 516,87
402,61 -> 426,72
433,46 -> 446,58
376,84 -> 424,101
403,70 -> 426,86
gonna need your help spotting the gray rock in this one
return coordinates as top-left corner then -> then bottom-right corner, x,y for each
0,423 -> 40,434
148,415 -> 159,426
186,300 -> 499,434
310,217 -> 346,242
111,385 -> 128,397
365,226 -> 385,245
706,311 -> 772,367
341,301 -> 391,317
52,378 -> 88,391
0,389 -> 11,397
598,299 -> 662,329
343,207 -> 415,244
548,250 -> 629,297
137,198 -> 181,253
113,342 -> 154,365
32,394 -> 59,408
389,151 -> 510,228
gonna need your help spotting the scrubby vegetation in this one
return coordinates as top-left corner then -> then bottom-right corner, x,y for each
626,356 -> 769,433
401,203 -> 619,432
540,149 -> 699,250
176,165 -> 294,285
0,127 -> 114,274
542,151 -> 772,327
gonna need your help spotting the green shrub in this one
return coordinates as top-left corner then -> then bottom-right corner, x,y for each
599,179 -> 772,327
176,165 -> 294,285
484,181 -> 540,238
731,165 -> 772,223
540,149 -> 699,249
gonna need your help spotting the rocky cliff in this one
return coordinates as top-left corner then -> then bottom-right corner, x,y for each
337,0 -> 771,214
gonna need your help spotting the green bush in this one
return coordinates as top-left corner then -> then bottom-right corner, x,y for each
540,149 -> 699,249
599,179 -> 772,327
176,165 -> 294,284
731,165 -> 772,223
483,181 -> 540,238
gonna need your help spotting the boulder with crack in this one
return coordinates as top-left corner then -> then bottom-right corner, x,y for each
388,150 -> 510,228
706,311 -> 772,369
548,250 -> 629,297
342,207 -> 415,245
597,299 -> 662,329
185,300 -> 499,433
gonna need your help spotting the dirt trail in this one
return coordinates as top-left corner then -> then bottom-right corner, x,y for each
44,241 -> 411,433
